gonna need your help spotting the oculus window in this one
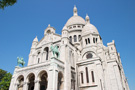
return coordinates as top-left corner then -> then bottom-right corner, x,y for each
86,53 -> 93,59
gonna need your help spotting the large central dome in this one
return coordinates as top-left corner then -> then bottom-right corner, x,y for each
65,15 -> 85,26
65,6 -> 85,27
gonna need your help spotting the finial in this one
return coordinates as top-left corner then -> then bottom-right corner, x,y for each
73,5 -> 78,16
48,24 -> 50,27
33,36 -> 38,42
85,14 -> 90,23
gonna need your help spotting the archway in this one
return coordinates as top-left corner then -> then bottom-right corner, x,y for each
17,75 -> 24,90
39,71 -> 48,90
28,73 -> 35,90
57,72 -> 64,90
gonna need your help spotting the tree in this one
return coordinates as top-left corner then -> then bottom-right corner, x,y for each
0,69 -> 7,81
0,69 -> 12,90
0,0 -> 17,9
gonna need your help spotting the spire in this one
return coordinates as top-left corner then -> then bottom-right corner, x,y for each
33,36 -> 38,42
73,5 -> 78,16
85,14 -> 90,23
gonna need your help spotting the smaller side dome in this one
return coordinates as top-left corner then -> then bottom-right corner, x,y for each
82,14 -> 99,35
44,24 -> 55,35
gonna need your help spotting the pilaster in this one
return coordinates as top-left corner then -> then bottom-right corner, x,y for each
34,80 -> 40,90
47,57 -> 58,90
23,82 -> 29,90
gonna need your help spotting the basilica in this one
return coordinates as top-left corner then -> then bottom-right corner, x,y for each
9,6 -> 129,90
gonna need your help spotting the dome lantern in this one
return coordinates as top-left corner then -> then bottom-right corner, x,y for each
85,14 -> 90,23
73,5 -> 78,16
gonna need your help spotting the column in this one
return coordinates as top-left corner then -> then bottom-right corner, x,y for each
23,82 -> 29,90
14,83 -> 19,90
47,58 -> 58,90
34,80 -> 40,90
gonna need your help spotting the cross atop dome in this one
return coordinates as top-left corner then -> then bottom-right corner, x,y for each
73,5 -> 78,16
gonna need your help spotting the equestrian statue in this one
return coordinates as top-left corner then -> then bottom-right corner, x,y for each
17,57 -> 25,67
50,45 -> 60,59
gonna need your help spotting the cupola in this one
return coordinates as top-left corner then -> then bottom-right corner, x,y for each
44,24 -> 55,35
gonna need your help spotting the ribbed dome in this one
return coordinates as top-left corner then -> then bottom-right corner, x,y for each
82,23 -> 99,34
65,15 -> 86,26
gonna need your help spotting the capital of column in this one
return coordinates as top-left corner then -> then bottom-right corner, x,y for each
34,80 -> 40,83
23,81 -> 29,85
15,82 -> 19,86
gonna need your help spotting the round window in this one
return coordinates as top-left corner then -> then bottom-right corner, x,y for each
86,53 -> 93,59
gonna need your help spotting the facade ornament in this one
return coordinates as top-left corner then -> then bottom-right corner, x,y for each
17,57 -> 25,67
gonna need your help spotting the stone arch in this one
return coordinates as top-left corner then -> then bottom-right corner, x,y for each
37,70 -> 48,90
57,72 -> 64,90
16,75 -> 24,90
27,73 -> 35,90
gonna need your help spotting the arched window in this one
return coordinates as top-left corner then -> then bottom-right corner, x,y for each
47,30 -> 51,35
91,71 -> 95,83
86,67 -> 89,83
44,47 -> 49,60
38,58 -> 40,63
69,36 -> 72,43
93,38 -> 95,43
73,25 -> 76,28
78,35 -> 81,41
37,52 -> 41,63
96,38 -> 98,43
88,38 -> 90,44
81,73 -> 84,84
74,35 -> 77,42
86,53 -> 93,59
85,39 -> 87,45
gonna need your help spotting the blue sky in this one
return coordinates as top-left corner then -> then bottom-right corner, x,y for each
0,0 -> 135,89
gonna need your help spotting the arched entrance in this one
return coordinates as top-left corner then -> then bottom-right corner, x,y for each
39,71 -> 48,90
17,75 -> 24,90
28,73 -> 35,90
57,72 -> 64,90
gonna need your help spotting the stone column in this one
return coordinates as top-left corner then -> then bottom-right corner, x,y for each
14,83 -> 19,90
23,82 -> 29,90
47,57 -> 58,90
34,80 -> 40,90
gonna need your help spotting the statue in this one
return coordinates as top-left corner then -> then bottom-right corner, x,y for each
50,45 -> 60,59
17,57 -> 25,67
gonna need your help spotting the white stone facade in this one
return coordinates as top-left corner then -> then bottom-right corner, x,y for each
9,6 -> 129,90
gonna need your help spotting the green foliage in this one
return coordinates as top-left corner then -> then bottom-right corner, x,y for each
0,0 -> 17,9
0,69 -> 12,90
0,69 -> 7,82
